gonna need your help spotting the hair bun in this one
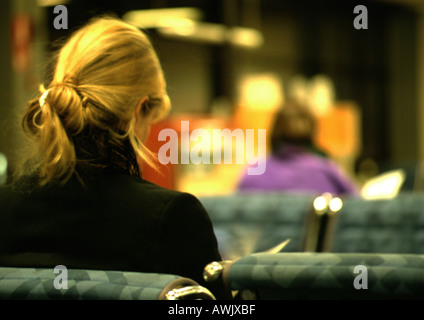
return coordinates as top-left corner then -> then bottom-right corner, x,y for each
43,81 -> 86,136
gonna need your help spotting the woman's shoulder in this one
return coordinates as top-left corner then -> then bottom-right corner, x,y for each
2,173 -> 207,219
94,173 -> 203,211
3,173 -> 197,209
122,174 -> 193,200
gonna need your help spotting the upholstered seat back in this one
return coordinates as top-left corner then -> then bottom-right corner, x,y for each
0,267 -> 215,300
200,193 -> 314,259
205,252 -> 424,300
329,193 -> 424,253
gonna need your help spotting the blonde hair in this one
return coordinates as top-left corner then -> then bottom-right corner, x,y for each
15,16 -> 170,185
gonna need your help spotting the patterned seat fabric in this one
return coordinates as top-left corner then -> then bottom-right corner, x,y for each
199,193 -> 315,260
200,192 -> 424,256
0,267 -> 203,300
226,252 -> 424,299
330,193 -> 424,253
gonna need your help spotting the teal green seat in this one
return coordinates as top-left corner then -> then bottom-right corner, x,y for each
205,252 -> 424,300
330,194 -> 424,253
0,267 -> 215,300
199,193 -> 315,259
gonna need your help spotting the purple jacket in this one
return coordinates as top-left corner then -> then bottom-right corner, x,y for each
238,145 -> 358,196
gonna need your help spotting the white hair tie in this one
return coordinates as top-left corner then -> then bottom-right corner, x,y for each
39,89 -> 51,109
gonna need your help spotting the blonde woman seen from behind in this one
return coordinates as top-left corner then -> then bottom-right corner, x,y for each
0,17 -> 231,300
17,17 -> 169,185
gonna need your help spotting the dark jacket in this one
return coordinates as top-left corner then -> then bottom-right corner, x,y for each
0,172 -> 231,299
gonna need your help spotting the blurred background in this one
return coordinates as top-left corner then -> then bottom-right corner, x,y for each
0,0 -> 423,198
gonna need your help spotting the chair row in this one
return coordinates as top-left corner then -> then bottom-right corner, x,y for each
199,192 -> 424,259
3,251 -> 424,300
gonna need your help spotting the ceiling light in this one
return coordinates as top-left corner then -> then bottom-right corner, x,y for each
122,8 -> 203,29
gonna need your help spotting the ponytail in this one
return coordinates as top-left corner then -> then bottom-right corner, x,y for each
20,82 -> 86,185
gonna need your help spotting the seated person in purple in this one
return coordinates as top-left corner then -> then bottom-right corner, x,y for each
238,101 -> 359,196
